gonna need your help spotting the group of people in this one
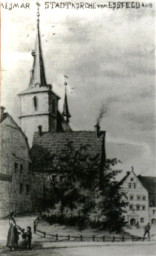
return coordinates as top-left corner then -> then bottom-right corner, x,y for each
6,212 -> 32,251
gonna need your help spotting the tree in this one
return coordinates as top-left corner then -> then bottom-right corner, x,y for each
44,140 -> 127,232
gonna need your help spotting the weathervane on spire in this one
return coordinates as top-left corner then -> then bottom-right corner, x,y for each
64,75 -> 68,92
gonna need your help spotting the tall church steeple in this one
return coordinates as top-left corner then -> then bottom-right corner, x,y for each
29,3 -> 47,88
62,81 -> 71,123
18,3 -> 60,146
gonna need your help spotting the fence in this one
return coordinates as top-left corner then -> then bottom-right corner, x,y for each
33,219 -> 150,243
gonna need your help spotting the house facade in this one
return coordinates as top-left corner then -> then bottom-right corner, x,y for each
138,175 -> 156,225
119,169 -> 149,227
120,169 -> 156,227
0,107 -> 33,217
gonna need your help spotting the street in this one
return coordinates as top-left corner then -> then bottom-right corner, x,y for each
1,244 -> 156,256
0,216 -> 156,256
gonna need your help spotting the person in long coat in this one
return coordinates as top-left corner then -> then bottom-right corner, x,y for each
6,212 -> 19,250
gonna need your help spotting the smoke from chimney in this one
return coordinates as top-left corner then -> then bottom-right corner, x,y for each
95,104 -> 107,138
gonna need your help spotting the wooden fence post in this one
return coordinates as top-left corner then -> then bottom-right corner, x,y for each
122,236 -> 125,242
33,221 -> 36,234
44,232 -> 46,238
93,235 -> 95,242
80,235 -> 83,241
132,235 -> 133,241
112,236 -> 115,242
103,236 -> 105,242
56,234 -> 58,241
68,235 -> 70,241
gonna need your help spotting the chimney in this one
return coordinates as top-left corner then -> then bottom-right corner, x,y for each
38,125 -> 42,136
94,123 -> 105,138
0,106 -> 5,121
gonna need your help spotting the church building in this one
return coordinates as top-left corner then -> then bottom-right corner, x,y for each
18,6 -> 106,184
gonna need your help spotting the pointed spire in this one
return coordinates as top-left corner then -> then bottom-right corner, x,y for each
62,80 -> 71,123
29,2 -> 47,87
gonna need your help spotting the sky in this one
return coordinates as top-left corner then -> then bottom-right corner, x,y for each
1,0 -> 156,176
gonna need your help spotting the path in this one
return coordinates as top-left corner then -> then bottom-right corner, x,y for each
0,243 -> 156,256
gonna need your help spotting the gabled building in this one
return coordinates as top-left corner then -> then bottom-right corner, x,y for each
0,107 -> 32,217
119,168 -> 156,227
119,168 -> 149,226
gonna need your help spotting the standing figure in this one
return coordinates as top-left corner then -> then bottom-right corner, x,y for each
26,226 -> 32,249
6,212 -> 18,250
143,223 -> 151,240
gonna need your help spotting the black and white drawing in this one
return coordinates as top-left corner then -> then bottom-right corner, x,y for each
0,1 -> 155,255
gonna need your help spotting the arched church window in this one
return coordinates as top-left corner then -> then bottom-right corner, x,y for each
33,96 -> 38,111
52,99 -> 56,114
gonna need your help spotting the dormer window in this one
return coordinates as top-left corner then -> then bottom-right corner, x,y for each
33,96 -> 38,111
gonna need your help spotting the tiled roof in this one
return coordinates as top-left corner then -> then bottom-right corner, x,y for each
138,175 -> 156,207
31,131 -> 105,172
0,112 -> 31,159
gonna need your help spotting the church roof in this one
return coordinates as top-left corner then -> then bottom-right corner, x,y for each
138,175 -> 156,207
31,131 -> 105,172
62,90 -> 71,122
18,85 -> 60,99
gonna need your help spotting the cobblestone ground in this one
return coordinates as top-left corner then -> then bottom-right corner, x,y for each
1,244 -> 156,256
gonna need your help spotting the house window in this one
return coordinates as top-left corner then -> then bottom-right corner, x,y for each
26,185 -> 30,195
137,195 -> 140,200
14,163 -> 18,172
136,205 -> 140,210
128,183 -> 131,188
19,183 -> 23,194
153,210 -> 156,214
134,183 -> 136,188
130,178 -> 134,182
129,205 -> 133,210
143,196 -> 146,200
140,218 -> 144,223
142,205 -> 145,210
20,164 -> 23,174
130,195 -> 134,200
33,96 -> 38,111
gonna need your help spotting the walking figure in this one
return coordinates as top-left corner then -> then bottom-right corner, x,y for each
143,223 -> 151,240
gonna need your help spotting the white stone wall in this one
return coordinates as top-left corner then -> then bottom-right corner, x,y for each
19,91 -> 58,146
20,92 -> 49,116
21,115 -> 49,146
